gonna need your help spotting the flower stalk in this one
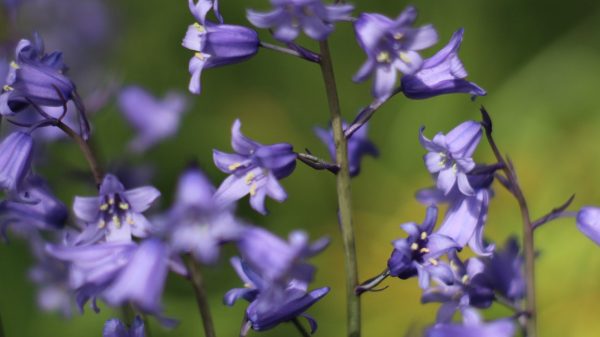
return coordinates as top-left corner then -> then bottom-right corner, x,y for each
481,107 -> 536,337
0,310 -> 5,337
291,318 -> 311,337
318,39 -> 360,337
184,255 -> 217,337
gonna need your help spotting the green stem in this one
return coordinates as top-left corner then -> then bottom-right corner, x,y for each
184,256 -> 217,337
56,121 -> 103,187
0,309 -> 5,337
318,39 -> 361,337
291,318 -> 310,337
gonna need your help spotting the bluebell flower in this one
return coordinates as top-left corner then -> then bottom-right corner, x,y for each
417,172 -> 494,256
73,174 -> 161,243
576,206 -> 600,245
236,226 -> 329,285
213,119 -> 297,214
353,8 -> 438,99
182,20 -> 259,95
188,0 -> 222,24
0,131 -> 34,192
103,316 -> 145,337
0,35 -> 81,117
225,256 -> 329,335
401,29 -> 486,99
161,167 -> 244,264
425,318 -> 515,337
314,121 -> 378,177
0,175 -> 68,236
482,237 -> 525,303
419,121 -> 482,196
247,0 -> 353,43
118,86 -> 189,153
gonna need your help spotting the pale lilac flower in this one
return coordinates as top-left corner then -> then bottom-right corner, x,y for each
426,319 -> 515,337
314,122 -> 378,177
419,121 -> 482,196
103,316 -> 145,337
188,0 -> 222,24
401,29 -> 486,99
247,0 -> 353,42
353,8 -> 438,99
29,248 -> 72,317
73,174 -> 160,243
0,131 -> 34,192
118,86 -> 189,153
213,119 -> 297,214
183,21 -> 259,94
576,206 -> 600,245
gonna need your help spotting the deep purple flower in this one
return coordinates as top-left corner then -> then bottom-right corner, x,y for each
162,167 -> 244,264
0,35 -> 81,116
419,121 -> 482,196
225,257 -> 329,334
314,121 -> 378,177
401,29 -> 486,99
0,131 -> 33,192
353,8 -> 438,99
213,119 -> 297,214
182,20 -> 259,94
73,174 -> 160,243
247,0 -> 353,43
118,86 -> 189,153
236,226 -> 329,285
103,316 -> 145,337
481,237 -> 525,303
576,206 -> 600,245
0,175 -> 68,236
425,319 -> 515,337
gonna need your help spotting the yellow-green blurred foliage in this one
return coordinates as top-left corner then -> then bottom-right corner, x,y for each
2,0 -> 600,336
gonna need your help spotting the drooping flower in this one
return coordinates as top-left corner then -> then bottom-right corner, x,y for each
0,175 -> 68,236
481,237 -> 525,303
247,0 -> 353,43
353,8 -> 438,99
182,19 -> 259,95
118,86 -> 189,153
161,167 -> 244,264
236,227 -> 329,285
0,34 -> 82,117
576,206 -> 600,245
419,121 -> 482,196
225,256 -> 329,334
425,318 -> 515,337
401,29 -> 486,99
0,131 -> 34,192
314,121 -> 378,177
213,119 -> 297,214
73,174 -> 160,243
103,316 -> 145,337
188,0 -> 222,24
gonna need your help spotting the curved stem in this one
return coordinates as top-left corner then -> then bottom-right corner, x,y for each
481,107 -> 536,337
184,255 -> 217,337
318,39 -> 360,337
55,121 -> 103,186
297,152 -> 339,174
291,318 -> 311,337
259,42 -> 320,63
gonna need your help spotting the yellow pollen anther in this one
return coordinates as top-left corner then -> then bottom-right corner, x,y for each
428,258 -> 438,266
193,22 -> 205,32
245,172 -> 255,185
393,32 -> 404,40
3,85 -> 13,91
195,52 -> 206,61
462,275 -> 469,284
108,198 -> 115,205
126,216 -> 134,225
420,232 -> 428,240
99,204 -> 109,211
419,247 -> 430,253
119,202 -> 129,210
376,51 -> 391,63
228,162 -> 242,171
249,183 -> 258,196
410,243 -> 419,250
113,216 -> 121,228
399,52 -> 412,64
98,220 -> 106,229
10,61 -> 19,69
452,163 -> 458,173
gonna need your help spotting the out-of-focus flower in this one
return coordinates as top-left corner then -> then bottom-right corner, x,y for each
182,20 -> 259,95
401,29 -> 486,99
29,244 -> 73,317
0,131 -> 34,192
419,121 -> 482,196
213,119 -> 297,214
425,318 -> 515,337
353,8 -> 438,99
103,316 -> 145,337
161,167 -> 244,264
73,174 -> 160,243
118,86 -> 189,153
247,0 -> 353,42
481,237 -> 525,303
576,206 -> 600,245
314,121 -> 378,177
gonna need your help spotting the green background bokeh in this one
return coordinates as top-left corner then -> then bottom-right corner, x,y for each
2,0 -> 600,336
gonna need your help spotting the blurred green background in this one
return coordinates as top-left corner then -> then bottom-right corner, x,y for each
2,0 -> 600,336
